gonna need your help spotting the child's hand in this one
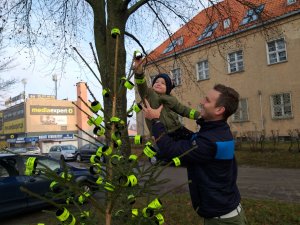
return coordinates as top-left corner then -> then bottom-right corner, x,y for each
133,58 -> 145,74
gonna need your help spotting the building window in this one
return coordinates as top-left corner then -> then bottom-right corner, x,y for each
223,18 -> 231,29
287,0 -> 296,5
240,4 -> 265,25
162,36 -> 184,54
232,98 -> 249,122
198,22 -> 218,40
171,68 -> 181,86
196,60 -> 209,80
271,93 -> 292,119
227,50 -> 244,73
149,75 -> 156,84
267,38 -> 287,64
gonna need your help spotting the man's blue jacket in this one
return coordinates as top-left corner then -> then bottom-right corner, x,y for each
152,118 -> 241,218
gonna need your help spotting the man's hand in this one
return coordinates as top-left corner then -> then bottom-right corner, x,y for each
142,99 -> 163,120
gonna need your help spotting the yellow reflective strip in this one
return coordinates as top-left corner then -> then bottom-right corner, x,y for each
143,146 -> 156,158
57,208 -> 70,221
189,109 -> 196,119
128,174 -> 138,186
155,213 -> 165,224
135,77 -> 146,84
148,198 -> 162,209
172,157 -> 181,167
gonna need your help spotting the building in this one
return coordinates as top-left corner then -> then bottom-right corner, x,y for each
0,82 -> 94,153
136,0 -> 300,140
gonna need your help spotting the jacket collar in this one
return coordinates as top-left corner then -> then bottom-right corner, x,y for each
196,118 -> 227,130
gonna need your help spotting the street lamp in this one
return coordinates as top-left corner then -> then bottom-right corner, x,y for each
21,78 -> 27,100
52,74 -> 58,100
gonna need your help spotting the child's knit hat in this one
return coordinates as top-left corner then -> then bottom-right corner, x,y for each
152,73 -> 174,95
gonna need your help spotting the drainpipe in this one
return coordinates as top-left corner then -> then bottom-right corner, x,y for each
258,90 -> 264,131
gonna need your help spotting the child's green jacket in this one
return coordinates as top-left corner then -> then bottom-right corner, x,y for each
135,72 -> 200,135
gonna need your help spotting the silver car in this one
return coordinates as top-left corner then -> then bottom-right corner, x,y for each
48,145 -> 77,161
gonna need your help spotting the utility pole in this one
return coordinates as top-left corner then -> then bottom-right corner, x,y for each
52,74 -> 58,100
21,78 -> 27,100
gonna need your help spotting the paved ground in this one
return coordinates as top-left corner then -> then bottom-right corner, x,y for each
2,166 -> 300,225
157,165 -> 300,203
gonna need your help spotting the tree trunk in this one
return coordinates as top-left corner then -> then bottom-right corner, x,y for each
91,2 -> 131,224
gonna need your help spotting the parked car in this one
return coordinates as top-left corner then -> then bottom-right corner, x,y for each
48,145 -> 78,161
25,146 -> 41,155
76,143 -> 104,162
5,147 -> 27,154
0,153 -> 96,218
1,147 -> 40,155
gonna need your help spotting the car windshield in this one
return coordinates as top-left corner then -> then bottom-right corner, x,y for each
10,148 -> 27,153
35,157 -> 61,171
26,147 -> 38,151
61,145 -> 77,151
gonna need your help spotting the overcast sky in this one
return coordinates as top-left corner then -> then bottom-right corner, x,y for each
0,0 -> 211,112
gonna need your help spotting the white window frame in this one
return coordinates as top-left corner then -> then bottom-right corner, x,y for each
232,98 -> 249,122
149,75 -> 156,84
227,50 -> 244,73
266,38 -> 287,65
240,4 -> 265,25
171,68 -> 181,86
196,60 -> 209,81
287,0 -> 296,5
198,22 -> 218,40
270,93 -> 293,119
162,36 -> 184,54
223,18 -> 231,29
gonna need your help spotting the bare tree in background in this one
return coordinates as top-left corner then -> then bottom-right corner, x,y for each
0,0 -> 205,154
0,44 -> 17,103
0,0 -> 263,153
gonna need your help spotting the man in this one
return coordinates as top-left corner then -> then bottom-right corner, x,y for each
142,84 -> 247,225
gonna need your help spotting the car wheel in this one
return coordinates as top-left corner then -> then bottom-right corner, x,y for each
77,181 -> 93,196
81,182 -> 91,193
76,154 -> 82,162
60,155 -> 65,161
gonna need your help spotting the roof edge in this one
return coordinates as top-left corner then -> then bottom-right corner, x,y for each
147,9 -> 300,65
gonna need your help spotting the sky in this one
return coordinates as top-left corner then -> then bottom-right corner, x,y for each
0,0 -> 209,112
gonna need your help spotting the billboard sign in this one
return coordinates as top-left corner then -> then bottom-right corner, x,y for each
30,106 -> 75,115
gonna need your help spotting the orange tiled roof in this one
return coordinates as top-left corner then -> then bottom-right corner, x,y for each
147,0 -> 300,62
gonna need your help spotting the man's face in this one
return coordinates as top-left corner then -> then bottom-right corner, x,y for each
199,89 -> 223,121
153,78 -> 167,94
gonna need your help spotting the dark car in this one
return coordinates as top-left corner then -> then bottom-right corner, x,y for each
0,153 -> 95,218
76,143 -> 104,162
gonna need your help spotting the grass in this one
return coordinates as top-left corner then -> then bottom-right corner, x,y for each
235,143 -> 300,169
162,193 -> 300,225
10,193 -> 299,225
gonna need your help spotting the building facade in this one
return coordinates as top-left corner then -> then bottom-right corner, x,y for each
0,82 -> 94,153
136,0 -> 300,140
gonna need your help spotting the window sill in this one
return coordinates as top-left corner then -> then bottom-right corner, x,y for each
231,120 -> 250,123
228,69 -> 244,75
268,59 -> 287,66
272,116 -> 293,120
197,78 -> 210,82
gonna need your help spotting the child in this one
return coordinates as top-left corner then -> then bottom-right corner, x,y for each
134,59 -> 200,140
